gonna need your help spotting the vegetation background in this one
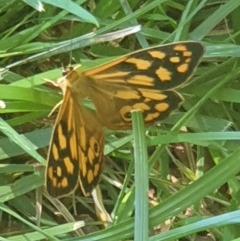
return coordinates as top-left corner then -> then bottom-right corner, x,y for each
0,0 -> 240,240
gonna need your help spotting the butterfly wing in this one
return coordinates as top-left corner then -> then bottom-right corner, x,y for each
76,101 -> 105,196
45,88 -> 104,198
81,42 -> 204,129
84,42 -> 204,90
86,83 -> 183,130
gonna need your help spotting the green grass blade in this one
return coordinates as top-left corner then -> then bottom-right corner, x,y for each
131,110 -> 149,241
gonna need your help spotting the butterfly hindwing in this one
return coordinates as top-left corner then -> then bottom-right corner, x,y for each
86,83 -> 184,129
76,105 -> 105,196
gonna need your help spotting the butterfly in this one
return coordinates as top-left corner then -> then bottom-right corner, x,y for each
45,41 -> 205,198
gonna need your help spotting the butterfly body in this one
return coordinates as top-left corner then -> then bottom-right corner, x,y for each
45,41 -> 205,198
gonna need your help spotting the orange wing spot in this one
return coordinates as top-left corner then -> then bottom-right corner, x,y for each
91,72 -> 129,81
177,63 -> 189,73
148,50 -> 166,59
145,112 -> 160,122
156,67 -> 172,81
87,169 -> 94,184
52,143 -> 59,161
80,127 -> 87,151
140,90 -> 167,101
68,101 -> 73,127
69,135 -> 78,160
155,103 -> 169,112
174,44 -> 187,51
48,167 -> 53,180
61,177 -> 68,188
84,56 -> 127,76
58,125 -> 67,149
56,166 -> 62,177
88,148 -> 94,166
170,56 -> 180,63
90,137 -> 97,153
114,90 -> 140,99
64,157 -> 74,174
120,106 -> 132,121
183,51 -> 192,57
80,151 -> 87,177
185,58 -> 191,63
127,75 -> 154,86
53,177 -> 57,187
132,103 -> 150,111
125,57 -> 151,70
94,163 -> 100,177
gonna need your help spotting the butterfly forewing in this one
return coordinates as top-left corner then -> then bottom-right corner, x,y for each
84,42 -> 204,90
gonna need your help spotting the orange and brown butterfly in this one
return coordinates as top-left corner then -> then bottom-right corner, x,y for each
45,41 -> 205,198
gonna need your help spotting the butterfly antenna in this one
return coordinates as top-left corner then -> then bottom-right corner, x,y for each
69,20 -> 74,67
61,20 -> 74,76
